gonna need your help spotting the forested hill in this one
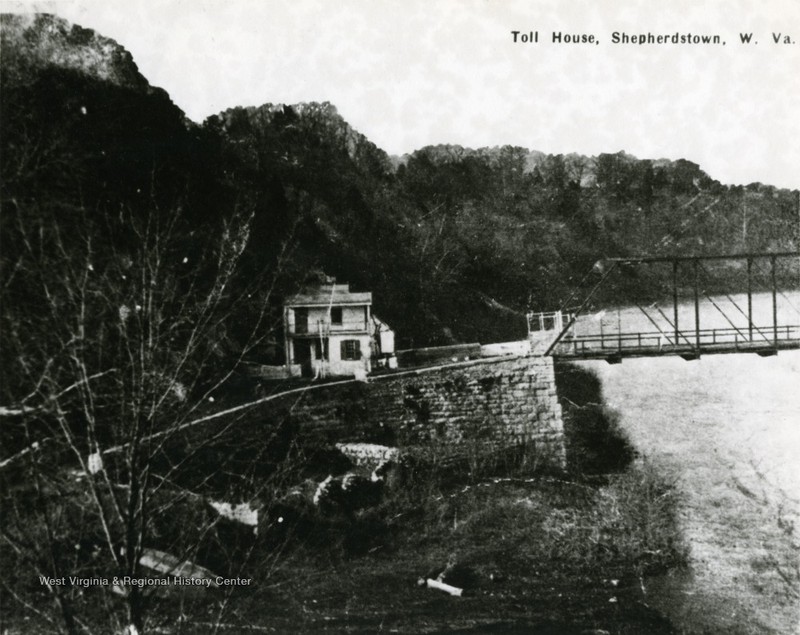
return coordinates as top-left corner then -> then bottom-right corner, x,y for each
2,14 -> 798,351
201,107 -> 800,345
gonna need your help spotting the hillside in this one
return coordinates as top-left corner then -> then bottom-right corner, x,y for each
0,13 -> 151,91
2,13 -> 798,353
208,110 -> 799,344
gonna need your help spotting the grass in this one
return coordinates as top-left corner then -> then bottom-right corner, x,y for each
1,364 -> 691,634
218,453 -> 688,634
1,467 -> 687,634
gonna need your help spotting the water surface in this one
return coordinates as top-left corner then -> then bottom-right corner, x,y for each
577,338 -> 799,633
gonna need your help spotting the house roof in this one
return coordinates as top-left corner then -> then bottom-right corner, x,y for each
285,284 -> 372,307
371,314 -> 393,331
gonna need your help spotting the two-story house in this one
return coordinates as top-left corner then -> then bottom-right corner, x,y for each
283,282 -> 393,378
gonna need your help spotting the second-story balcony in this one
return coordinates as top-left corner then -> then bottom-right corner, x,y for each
289,317 -> 370,337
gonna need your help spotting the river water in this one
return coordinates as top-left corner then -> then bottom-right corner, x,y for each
570,290 -> 800,343
574,292 -> 800,634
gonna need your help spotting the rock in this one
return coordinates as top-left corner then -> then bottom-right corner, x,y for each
1,14 -> 152,92
335,442 -> 400,471
312,472 -> 384,515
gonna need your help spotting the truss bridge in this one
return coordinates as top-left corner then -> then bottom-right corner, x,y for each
536,252 -> 800,363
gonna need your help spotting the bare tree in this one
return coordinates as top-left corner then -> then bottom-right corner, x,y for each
0,182 -> 299,633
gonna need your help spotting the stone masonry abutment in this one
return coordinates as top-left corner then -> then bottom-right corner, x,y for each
271,356 -> 565,470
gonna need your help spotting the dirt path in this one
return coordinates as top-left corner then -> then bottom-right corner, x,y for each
580,351 -> 800,634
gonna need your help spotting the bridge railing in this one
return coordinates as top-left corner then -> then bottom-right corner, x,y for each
553,324 -> 800,357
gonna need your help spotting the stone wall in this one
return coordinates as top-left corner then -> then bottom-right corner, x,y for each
272,356 -> 565,469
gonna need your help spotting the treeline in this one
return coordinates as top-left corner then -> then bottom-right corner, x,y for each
3,14 -> 798,356
210,106 -> 799,345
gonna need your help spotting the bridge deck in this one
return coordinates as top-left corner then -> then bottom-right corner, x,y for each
551,325 -> 800,360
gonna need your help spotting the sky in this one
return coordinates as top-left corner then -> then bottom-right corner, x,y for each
3,0 -> 800,189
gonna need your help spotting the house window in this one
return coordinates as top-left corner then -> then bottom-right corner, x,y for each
330,307 -> 342,325
340,339 -> 361,361
294,307 -> 308,334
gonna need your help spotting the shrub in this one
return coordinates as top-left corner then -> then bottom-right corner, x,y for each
556,363 -> 636,473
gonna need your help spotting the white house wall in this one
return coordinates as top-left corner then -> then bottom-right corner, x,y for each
329,306 -> 369,333
283,286 -> 397,377
288,305 -> 369,335
326,333 -> 372,376
378,329 -> 395,355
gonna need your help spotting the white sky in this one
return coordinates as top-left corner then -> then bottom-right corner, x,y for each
3,0 -> 800,189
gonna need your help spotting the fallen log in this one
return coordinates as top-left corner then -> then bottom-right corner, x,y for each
425,578 -> 463,597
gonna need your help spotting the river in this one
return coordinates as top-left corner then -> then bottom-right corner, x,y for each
574,292 -> 800,633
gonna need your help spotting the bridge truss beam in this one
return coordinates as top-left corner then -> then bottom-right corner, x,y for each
544,251 -> 800,361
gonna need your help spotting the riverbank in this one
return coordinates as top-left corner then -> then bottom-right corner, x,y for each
229,471 -> 685,634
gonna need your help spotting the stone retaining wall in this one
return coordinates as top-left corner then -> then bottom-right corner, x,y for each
273,356 -> 565,469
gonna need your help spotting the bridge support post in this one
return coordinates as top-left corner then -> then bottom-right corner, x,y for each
693,259 -> 701,354
672,260 -> 679,348
771,255 -> 778,350
747,257 -> 754,342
